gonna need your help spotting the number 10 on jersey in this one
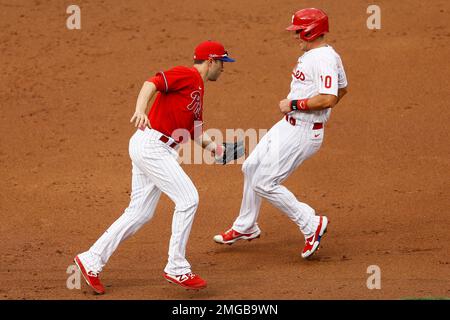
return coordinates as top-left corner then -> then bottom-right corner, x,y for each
320,75 -> 332,89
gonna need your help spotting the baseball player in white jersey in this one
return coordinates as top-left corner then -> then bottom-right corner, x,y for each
214,8 -> 348,259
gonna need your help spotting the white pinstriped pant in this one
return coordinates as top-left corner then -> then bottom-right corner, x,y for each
89,127 -> 198,275
232,118 -> 323,238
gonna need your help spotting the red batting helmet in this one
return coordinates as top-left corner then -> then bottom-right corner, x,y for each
286,8 -> 329,41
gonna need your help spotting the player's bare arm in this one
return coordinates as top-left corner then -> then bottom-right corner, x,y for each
279,87 -> 348,114
130,81 -> 158,128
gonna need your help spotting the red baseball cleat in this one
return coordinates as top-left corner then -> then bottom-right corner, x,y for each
74,255 -> 105,294
164,272 -> 207,290
213,228 -> 261,245
301,216 -> 328,259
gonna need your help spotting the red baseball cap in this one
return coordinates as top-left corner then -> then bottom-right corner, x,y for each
194,40 -> 235,62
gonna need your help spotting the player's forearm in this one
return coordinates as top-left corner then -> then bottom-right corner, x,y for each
302,94 -> 338,111
135,81 -> 157,114
279,91 -> 344,114
309,96 -> 332,110
283,92 -> 342,114
309,87 -> 348,110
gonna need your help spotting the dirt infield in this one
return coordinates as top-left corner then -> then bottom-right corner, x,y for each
0,0 -> 449,300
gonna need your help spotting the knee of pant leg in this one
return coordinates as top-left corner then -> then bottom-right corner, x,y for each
176,189 -> 199,212
123,206 -> 154,225
252,180 -> 276,196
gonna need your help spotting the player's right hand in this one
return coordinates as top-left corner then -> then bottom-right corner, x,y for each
130,111 -> 149,129
279,99 -> 292,114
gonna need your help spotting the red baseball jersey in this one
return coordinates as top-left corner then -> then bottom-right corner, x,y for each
147,66 -> 204,143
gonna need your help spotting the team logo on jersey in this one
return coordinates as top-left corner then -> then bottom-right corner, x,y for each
292,70 -> 305,81
186,90 -> 202,120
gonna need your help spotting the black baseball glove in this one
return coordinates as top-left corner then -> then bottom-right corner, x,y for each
215,140 -> 245,165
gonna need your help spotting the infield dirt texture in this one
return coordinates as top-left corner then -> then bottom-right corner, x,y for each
0,0 -> 449,299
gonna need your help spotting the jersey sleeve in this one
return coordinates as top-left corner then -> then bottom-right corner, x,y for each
147,67 -> 192,93
316,58 -> 339,96
337,57 -> 348,89
147,73 -> 166,92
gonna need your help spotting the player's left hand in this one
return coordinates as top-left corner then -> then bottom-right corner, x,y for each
279,99 -> 292,114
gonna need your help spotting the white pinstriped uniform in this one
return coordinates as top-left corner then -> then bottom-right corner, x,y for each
80,127 -> 198,275
232,45 -> 347,238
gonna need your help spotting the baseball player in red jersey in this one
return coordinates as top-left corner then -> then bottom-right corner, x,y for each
214,9 -> 348,258
74,40 -> 235,293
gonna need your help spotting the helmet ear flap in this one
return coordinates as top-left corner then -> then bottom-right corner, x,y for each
302,19 -> 327,41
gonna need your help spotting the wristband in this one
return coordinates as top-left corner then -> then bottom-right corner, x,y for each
290,99 -> 309,111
